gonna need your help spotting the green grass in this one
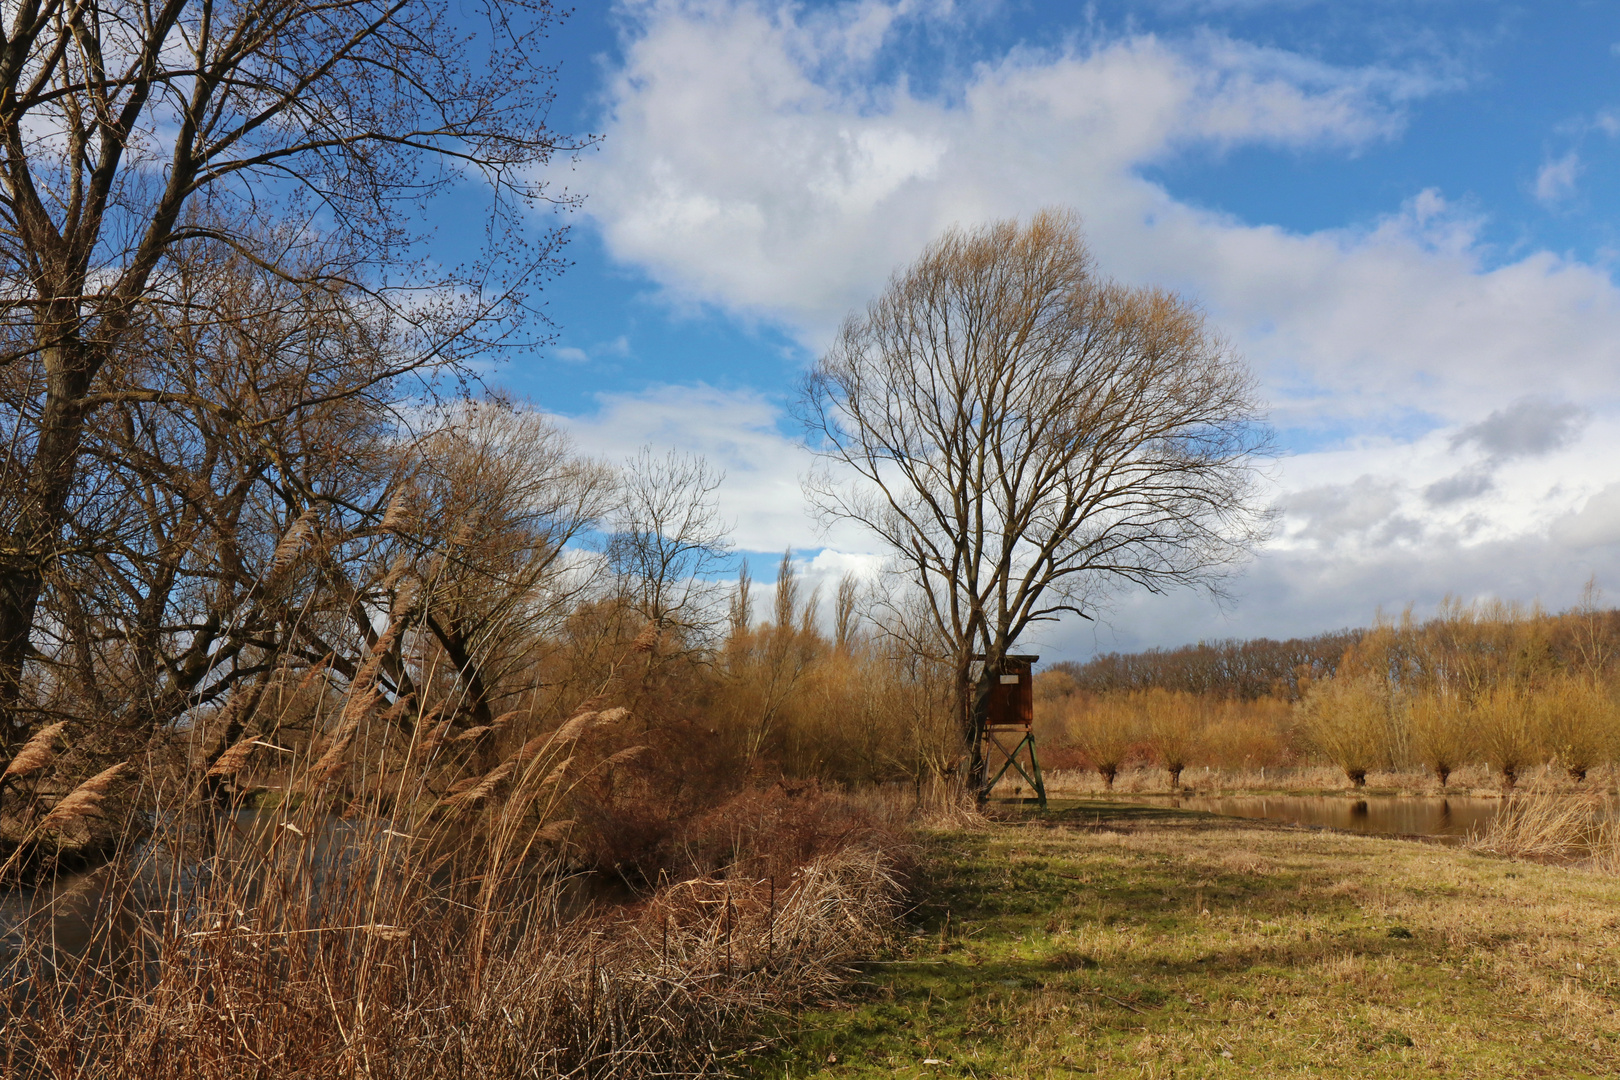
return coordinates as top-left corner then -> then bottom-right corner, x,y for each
748,799 -> 1620,1078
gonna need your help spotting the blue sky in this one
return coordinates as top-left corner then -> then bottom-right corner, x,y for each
477,1 -> 1620,660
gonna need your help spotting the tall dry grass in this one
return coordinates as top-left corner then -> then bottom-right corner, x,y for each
2,824 -> 898,1078
0,615 -> 914,1077
1470,781 -> 1608,861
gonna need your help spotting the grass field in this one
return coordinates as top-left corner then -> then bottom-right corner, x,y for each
751,800 -> 1620,1078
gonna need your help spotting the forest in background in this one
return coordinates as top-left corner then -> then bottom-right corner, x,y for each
1039,592 -> 1620,789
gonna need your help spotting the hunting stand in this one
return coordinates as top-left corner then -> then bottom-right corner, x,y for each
971,653 -> 1047,809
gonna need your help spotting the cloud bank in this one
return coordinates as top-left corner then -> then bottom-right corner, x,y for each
567,0 -> 1620,657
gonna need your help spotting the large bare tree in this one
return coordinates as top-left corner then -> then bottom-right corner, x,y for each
801,210 -> 1272,792
0,0 -> 584,732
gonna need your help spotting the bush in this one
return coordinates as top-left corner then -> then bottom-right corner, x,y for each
1064,695 -> 1139,788
1296,674 -> 1390,787
1408,688 -> 1472,788
1536,674 -> 1613,782
1476,683 -> 1542,790
1140,689 -> 1204,787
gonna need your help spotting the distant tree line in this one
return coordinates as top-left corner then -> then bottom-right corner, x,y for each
1047,628 -> 1365,701
1037,594 -> 1620,791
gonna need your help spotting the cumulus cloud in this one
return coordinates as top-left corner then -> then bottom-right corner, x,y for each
1534,151 -> 1582,204
1423,467 -> 1493,507
582,1 -> 1427,343
582,2 -> 1620,428
552,384 -> 821,554
565,0 -> 1620,655
1286,475 -> 1406,544
551,384 -> 889,629
1451,397 -> 1588,461
1553,484 -> 1620,551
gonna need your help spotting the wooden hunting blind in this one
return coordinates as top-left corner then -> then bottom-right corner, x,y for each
972,653 -> 1047,808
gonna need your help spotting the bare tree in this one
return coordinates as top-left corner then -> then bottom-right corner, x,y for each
9,243 -> 414,745
833,572 -> 860,652
608,450 -> 731,643
801,209 -> 1272,793
0,0 -> 586,732
728,559 -> 753,639
396,401 -> 614,727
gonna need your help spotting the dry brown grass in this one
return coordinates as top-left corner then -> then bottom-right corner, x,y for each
0,656 -> 910,1078
2,821 -> 899,1079
1,788 -> 902,1079
1470,785 -> 1606,861
761,800 -> 1620,1077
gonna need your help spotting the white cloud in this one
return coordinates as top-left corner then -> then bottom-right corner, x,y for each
583,2 -> 1426,344
552,383 -> 890,630
549,335 -> 632,368
554,383 -> 835,554
564,0 -> 1620,655
1553,484 -> 1620,551
1534,150 -> 1582,204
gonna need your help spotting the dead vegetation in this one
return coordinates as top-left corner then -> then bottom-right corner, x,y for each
1038,592 -> 1620,796
0,675 -> 916,1078
0,483 -> 961,1076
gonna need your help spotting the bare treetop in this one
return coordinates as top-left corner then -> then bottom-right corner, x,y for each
0,0 -> 587,729
800,208 -> 1273,789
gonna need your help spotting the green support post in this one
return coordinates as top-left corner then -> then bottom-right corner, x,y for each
983,728 -> 1048,810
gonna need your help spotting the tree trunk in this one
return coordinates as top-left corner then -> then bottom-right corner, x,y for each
0,325 -> 101,735
0,563 -> 41,739
959,657 -> 987,798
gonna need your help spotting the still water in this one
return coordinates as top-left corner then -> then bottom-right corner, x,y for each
1147,794 -> 1505,840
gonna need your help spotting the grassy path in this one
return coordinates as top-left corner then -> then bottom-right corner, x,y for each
750,800 -> 1620,1078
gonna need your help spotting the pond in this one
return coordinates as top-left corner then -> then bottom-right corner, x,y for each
1142,794 -> 1506,840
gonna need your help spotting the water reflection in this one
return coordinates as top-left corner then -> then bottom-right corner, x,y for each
0,808 -> 409,969
1156,794 -> 1506,839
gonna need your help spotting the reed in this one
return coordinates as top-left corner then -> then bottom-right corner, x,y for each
0,721 -> 66,786
0,628 -> 909,1077
35,762 -> 129,833
1469,781 -> 1607,861
1,822 -> 898,1078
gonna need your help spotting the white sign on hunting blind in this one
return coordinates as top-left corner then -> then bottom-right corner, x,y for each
1000,675 -> 1020,685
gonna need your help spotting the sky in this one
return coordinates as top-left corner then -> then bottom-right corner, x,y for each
484,0 -> 1620,662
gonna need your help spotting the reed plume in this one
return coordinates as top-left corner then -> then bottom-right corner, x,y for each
2,721 -> 67,784
535,818 -> 575,842
206,735 -> 267,779
309,686 -> 381,782
37,762 -> 129,831
270,507 -> 317,572
440,759 -> 517,810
